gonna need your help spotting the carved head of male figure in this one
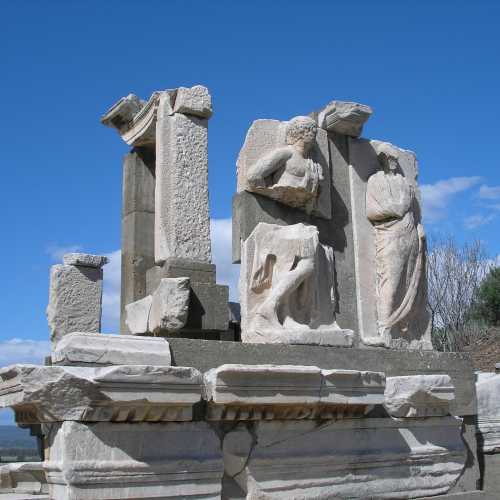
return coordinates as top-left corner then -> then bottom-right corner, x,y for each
285,116 -> 317,155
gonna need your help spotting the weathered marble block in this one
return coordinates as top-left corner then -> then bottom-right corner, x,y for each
44,421 -> 223,500
384,374 -> 455,418
476,372 -> 500,453
204,364 -> 385,421
0,462 -> 47,496
51,332 -> 171,366
0,364 -> 201,424
155,94 -> 211,265
317,100 -> 372,137
223,417 -> 466,499
46,253 -> 107,347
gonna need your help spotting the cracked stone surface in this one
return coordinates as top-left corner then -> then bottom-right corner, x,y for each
223,417 -> 466,499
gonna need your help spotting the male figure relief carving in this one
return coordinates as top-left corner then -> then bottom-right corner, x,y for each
246,116 -> 323,213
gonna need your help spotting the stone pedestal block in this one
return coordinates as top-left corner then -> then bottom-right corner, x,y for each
47,254 -> 107,347
44,421 -> 223,500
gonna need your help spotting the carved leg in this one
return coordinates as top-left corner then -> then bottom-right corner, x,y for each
256,257 -> 315,327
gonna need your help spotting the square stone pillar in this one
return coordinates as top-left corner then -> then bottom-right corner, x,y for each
121,148 -> 155,334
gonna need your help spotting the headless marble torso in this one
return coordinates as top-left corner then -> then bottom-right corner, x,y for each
247,146 -> 321,211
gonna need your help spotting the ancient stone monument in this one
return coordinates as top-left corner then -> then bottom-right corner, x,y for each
0,85 -> 493,499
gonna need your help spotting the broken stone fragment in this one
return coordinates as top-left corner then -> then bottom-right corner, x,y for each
317,100 -> 372,137
62,253 -> 108,268
100,93 -> 145,132
148,277 -> 190,334
125,295 -> 153,335
384,374 -> 455,418
0,363 -> 202,423
173,85 -> 212,118
51,332 -> 171,366
47,254 -> 106,347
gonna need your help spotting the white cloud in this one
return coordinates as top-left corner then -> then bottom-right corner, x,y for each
101,249 -> 121,333
420,176 -> 481,222
479,184 -> 500,200
46,244 -> 82,261
0,338 -> 50,366
211,218 -> 240,302
464,214 -> 495,230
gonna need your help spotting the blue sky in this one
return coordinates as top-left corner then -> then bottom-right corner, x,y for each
1,1 -> 500,421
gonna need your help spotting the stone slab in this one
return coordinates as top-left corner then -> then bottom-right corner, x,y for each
476,372 -> 500,452
51,332 -> 171,366
167,339 -> 477,416
62,253 -> 108,268
44,420 -> 222,500
125,295 -> 152,335
173,85 -> 213,118
147,259 -> 216,289
0,364 -> 202,423
317,100 -> 372,137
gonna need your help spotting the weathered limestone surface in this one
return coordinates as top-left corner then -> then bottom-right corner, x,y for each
121,148 -> 155,334
125,295 -> 152,335
349,138 -> 432,349
317,100 -> 372,137
62,253 -> 108,268
384,374 -> 455,417
155,96 -> 211,265
204,364 -> 384,421
0,462 -> 47,496
173,85 -> 213,118
237,118 -> 331,219
476,372 -> 500,453
240,222 -> 353,346
223,417 -> 466,499
51,332 -> 171,366
167,339 -> 478,416
46,254 -> 107,347
0,364 -> 201,423
44,421 -> 223,500
149,277 -> 190,333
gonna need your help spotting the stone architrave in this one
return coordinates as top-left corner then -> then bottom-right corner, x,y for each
223,417 -> 466,499
203,364 -> 384,420
317,100 -> 372,137
46,253 -> 108,347
240,222 -> 353,346
237,117 -> 332,219
0,363 -> 202,424
43,421 -> 223,500
384,374 -> 455,418
349,139 -> 432,349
